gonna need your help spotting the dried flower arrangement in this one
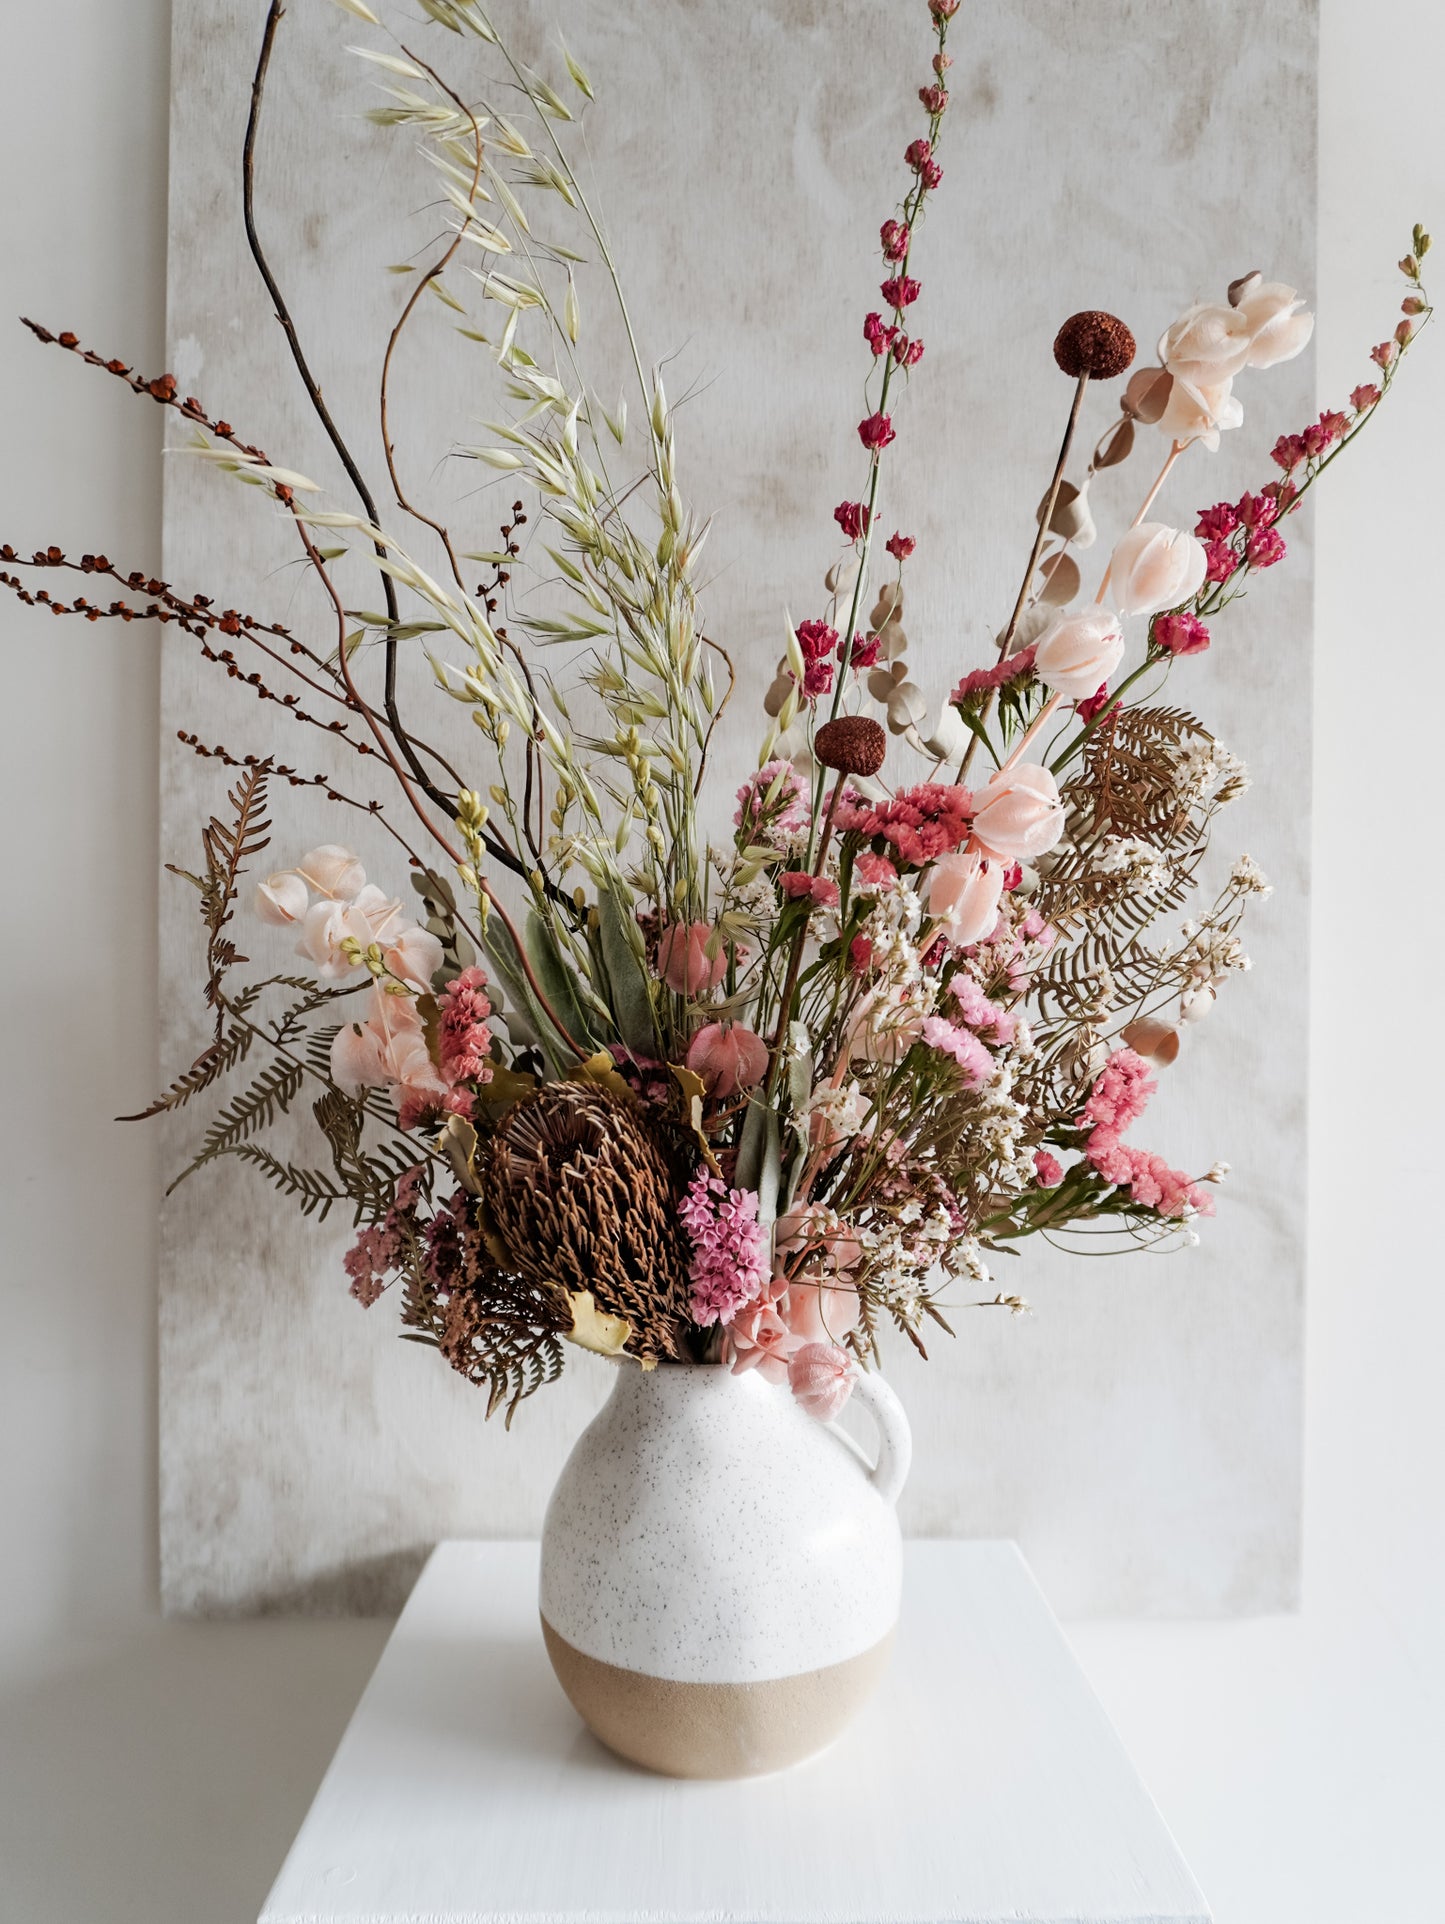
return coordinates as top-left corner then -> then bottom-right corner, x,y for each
6,0 -> 1430,1424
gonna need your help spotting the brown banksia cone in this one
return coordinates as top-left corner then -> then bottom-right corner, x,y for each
1053,310 -> 1136,381
483,1080 -> 691,1363
814,714 -> 887,777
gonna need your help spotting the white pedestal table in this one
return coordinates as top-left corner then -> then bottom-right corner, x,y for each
259,1540 -> 1210,1924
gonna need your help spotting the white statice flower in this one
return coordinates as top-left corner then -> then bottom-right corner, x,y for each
1182,924 -> 1251,978
802,1078 -> 868,1148
1172,738 -> 1250,807
1229,852 -> 1273,896
1097,836 -> 1174,894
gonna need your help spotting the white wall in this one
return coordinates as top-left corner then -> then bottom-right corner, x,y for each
0,3 -> 1441,1921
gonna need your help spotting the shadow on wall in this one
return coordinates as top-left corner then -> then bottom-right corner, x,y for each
0,1619 -> 387,1924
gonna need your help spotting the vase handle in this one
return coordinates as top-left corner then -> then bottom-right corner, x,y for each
848,1368 -> 912,1506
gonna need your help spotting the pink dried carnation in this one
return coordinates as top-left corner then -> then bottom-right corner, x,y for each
1153,612 -> 1211,657
881,274 -> 922,309
1081,1047 -> 1156,1132
834,500 -> 871,541
1350,382 -> 1381,412
864,312 -> 898,356
1203,539 -> 1238,584
918,83 -> 949,114
679,1168 -> 772,1328
1195,502 -> 1239,541
952,645 -> 1036,705
920,1015 -> 993,1085
437,966 -> 495,1087
1270,433 -> 1307,472
891,335 -> 925,368
836,781 -> 973,866
1305,409 -> 1348,455
1370,339 -> 1397,370
735,759 -> 810,848
880,218 -> 910,261
854,851 -> 899,891
796,617 -> 839,661
1033,1149 -> 1064,1188
1246,526 -> 1286,568
780,871 -> 840,909
858,411 -> 897,452
1235,491 -> 1279,529
886,531 -> 916,561
803,657 -> 834,699
848,632 -> 882,668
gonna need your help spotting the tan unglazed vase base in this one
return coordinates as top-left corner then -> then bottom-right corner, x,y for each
541,1615 -> 896,1779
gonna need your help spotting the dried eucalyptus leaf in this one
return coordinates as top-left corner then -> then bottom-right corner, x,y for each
1122,366 -> 1173,425
1094,416 -> 1135,468
1037,551 -> 1081,606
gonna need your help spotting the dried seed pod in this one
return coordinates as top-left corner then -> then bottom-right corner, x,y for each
1053,310 -> 1137,381
814,714 -> 887,776
1120,1016 -> 1181,1066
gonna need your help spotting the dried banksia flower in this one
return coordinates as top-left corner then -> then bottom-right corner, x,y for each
814,714 -> 887,776
1053,311 -> 1136,381
484,1080 -> 691,1363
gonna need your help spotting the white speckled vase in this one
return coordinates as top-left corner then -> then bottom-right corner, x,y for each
539,1359 -> 911,1778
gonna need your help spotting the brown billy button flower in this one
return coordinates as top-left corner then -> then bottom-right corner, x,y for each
1052,311 -> 1137,382
814,715 -> 887,778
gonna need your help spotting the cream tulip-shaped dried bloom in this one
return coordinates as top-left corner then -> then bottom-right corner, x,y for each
254,871 -> 309,926
927,848 -> 1005,945
1158,301 -> 1254,384
970,763 -> 1066,863
1235,278 -> 1314,368
1109,522 -> 1207,618
1033,608 -> 1125,700
1154,373 -> 1244,451
297,844 -> 366,898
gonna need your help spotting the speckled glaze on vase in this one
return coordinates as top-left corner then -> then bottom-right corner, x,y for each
539,1359 -> 911,1778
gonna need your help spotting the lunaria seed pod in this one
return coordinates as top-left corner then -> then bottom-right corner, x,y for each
1053,310 -> 1137,381
813,715 -> 887,777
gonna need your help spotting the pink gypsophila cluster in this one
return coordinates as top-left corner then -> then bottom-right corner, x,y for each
436,966 -> 495,1086
835,781 -> 973,865
679,1168 -> 772,1328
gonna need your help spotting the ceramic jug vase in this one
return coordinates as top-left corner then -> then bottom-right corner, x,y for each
539,1358 -> 911,1778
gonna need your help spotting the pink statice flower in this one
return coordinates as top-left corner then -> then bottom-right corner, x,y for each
342,1166 -> 425,1307
679,1168 -> 772,1328
950,972 -> 1016,1043
1033,1149 -> 1064,1188
920,1015 -> 993,1085
951,645 -> 1036,705
1153,612 -> 1211,656
436,966 -> 495,1087
734,759 -> 810,850
1081,1047 -> 1156,1131
1086,1133 -> 1212,1219
835,781 -> 973,866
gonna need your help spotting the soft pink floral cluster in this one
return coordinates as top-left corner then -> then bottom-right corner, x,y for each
920,1014 -> 992,1084
1080,1047 -> 1212,1220
951,646 -> 1037,705
256,845 -> 491,1131
342,1165 -> 426,1306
